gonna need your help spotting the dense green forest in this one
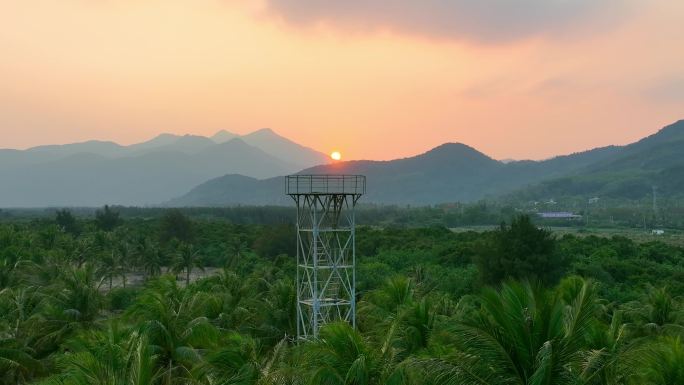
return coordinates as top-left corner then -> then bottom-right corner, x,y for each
1,208 -> 683,384
2,199 -> 683,230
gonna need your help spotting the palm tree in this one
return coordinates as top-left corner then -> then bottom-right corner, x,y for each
259,279 -> 297,343
298,322 -> 404,385
0,236 -> 26,289
134,238 -> 163,281
0,286 -> 44,382
27,264 -> 104,355
359,277 -> 434,361
420,277 -> 599,385
634,336 -> 684,385
625,286 -> 683,336
580,309 -> 647,385
0,336 -> 42,384
399,298 -> 434,355
114,241 -> 133,288
0,286 -> 43,345
69,237 -> 95,268
35,322 -> 161,385
197,334 -> 296,385
208,269 -> 257,332
359,276 -> 415,331
127,277 -> 219,385
172,243 -> 204,286
195,332 -> 261,385
97,250 -> 123,291
226,237 -> 250,270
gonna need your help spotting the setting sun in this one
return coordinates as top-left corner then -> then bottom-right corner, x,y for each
330,151 -> 342,161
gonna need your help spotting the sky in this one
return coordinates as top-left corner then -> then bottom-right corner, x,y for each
1,0 -> 683,161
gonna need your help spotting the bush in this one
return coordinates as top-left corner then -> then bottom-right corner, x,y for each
474,215 -> 565,285
106,287 -> 139,311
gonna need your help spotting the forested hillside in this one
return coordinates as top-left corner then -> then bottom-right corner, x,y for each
171,120 -> 684,206
1,209 -> 683,384
509,120 -> 684,201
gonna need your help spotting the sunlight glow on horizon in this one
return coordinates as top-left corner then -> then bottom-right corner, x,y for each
330,151 -> 342,161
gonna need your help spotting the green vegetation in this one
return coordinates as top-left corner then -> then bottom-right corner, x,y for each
1,208 -> 683,384
474,215 -> 563,285
4,201 -> 684,233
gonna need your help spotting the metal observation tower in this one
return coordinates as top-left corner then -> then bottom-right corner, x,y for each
286,175 -> 366,339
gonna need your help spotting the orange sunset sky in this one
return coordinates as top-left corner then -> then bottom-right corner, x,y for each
1,0 -> 683,161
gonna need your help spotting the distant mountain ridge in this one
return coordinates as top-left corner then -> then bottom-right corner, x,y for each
508,120 -> 684,201
3,121 -> 682,207
4,129 -> 327,164
169,120 -> 684,206
211,130 -> 238,143
0,128 -> 329,207
240,128 -> 328,171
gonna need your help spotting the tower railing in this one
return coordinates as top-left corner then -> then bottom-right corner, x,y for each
286,175 -> 366,195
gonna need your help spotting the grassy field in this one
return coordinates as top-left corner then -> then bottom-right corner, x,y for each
451,225 -> 684,247
548,226 -> 684,246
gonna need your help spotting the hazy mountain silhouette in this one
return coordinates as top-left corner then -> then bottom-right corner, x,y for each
211,129 -> 239,143
167,174 -> 287,206
27,140 -> 125,157
0,141 -> 127,167
240,128 -> 329,169
135,134 -> 216,155
0,129 -> 328,207
126,133 -> 181,152
169,120 -> 684,206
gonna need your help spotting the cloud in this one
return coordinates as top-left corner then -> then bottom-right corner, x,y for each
264,0 -> 626,43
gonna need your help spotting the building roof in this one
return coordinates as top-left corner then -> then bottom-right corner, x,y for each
537,212 -> 582,219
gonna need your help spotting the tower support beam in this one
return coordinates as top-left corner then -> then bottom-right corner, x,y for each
286,175 -> 365,340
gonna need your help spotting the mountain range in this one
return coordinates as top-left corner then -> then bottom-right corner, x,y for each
169,120 -> 684,206
2,120 -> 682,208
0,129 -> 328,207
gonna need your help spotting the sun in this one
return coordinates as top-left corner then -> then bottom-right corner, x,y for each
330,151 -> 342,161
